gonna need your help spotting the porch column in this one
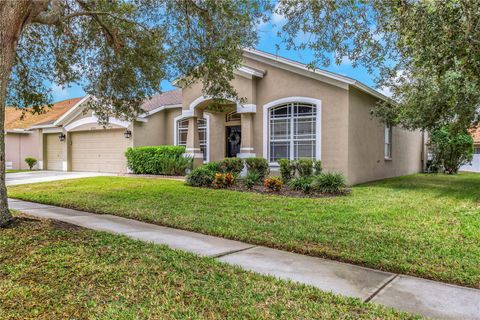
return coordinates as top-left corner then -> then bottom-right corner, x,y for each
238,113 -> 256,158
185,116 -> 204,168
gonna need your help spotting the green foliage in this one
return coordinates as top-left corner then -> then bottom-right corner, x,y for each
296,159 -> 313,177
245,157 -> 269,179
278,159 -> 296,181
277,2 -> 480,132
219,158 -> 244,176
287,176 -> 314,193
125,146 -> 191,175
186,167 -> 215,187
311,172 -> 348,194
204,161 -> 222,173
244,171 -> 261,189
5,1 -> 272,124
263,176 -> 283,192
429,126 -> 474,174
24,157 -> 37,170
313,160 -> 322,175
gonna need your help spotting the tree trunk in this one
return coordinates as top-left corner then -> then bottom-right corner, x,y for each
0,1 -> 33,227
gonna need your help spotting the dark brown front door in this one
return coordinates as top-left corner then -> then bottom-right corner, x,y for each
226,126 -> 241,157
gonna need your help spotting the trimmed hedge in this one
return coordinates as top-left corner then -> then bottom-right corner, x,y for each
125,146 -> 192,176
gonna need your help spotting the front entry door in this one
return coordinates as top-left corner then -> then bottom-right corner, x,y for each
226,126 -> 241,157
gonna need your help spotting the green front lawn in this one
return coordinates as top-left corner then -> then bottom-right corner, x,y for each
8,173 -> 480,288
0,215 -> 415,319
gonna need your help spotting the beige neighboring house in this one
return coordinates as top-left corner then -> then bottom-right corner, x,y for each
10,49 -> 425,184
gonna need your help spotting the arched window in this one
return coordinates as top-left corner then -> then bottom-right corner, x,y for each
225,110 -> 241,122
177,118 -> 207,161
269,102 -> 317,163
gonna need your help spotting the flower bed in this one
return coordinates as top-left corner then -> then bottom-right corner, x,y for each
186,157 -> 350,198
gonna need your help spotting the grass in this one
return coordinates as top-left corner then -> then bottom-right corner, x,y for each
8,173 -> 480,288
0,215 -> 416,319
6,170 -> 30,173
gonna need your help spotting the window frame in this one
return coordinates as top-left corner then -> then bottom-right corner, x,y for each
263,97 -> 322,166
384,124 -> 393,160
174,115 -> 210,163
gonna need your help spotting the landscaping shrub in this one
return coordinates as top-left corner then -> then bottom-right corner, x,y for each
296,159 -> 313,177
287,176 -> 314,193
244,171 -> 261,189
204,161 -> 222,173
278,158 -> 296,181
212,173 -> 226,188
429,125 -> 474,174
126,146 -> 191,175
313,160 -> 322,175
311,172 -> 347,194
245,157 -> 269,179
264,176 -> 283,192
186,167 -> 215,187
219,158 -> 244,176
224,172 -> 235,187
24,157 -> 37,170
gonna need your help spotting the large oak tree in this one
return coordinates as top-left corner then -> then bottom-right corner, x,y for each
0,0 -> 270,227
277,1 -> 480,132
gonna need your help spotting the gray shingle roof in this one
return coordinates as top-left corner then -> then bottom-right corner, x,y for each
140,89 -> 182,113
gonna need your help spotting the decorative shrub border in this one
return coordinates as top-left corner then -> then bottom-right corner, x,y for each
186,157 -> 350,198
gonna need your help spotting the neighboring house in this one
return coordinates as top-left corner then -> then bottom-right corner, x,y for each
9,49 -> 425,184
460,127 -> 480,172
5,98 -> 82,170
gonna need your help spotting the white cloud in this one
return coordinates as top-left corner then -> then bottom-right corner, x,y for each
340,56 -> 352,66
378,86 -> 393,98
51,83 -> 69,100
256,3 -> 286,30
271,10 -> 286,25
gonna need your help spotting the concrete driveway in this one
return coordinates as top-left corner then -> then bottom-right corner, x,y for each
6,171 -> 114,186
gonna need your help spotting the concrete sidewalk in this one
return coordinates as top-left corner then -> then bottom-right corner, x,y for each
9,198 -> 480,319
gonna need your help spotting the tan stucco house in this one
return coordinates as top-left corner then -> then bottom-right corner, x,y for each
7,49 -> 425,184
5,98 -> 81,170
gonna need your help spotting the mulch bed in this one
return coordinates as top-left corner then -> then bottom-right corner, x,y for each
214,182 -> 351,198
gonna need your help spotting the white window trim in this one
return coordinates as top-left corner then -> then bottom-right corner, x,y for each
188,95 -> 256,114
263,97 -> 322,165
64,116 -> 130,132
384,124 -> 393,160
174,114 -> 210,163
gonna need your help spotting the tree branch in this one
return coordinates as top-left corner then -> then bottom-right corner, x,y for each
31,1 -> 150,32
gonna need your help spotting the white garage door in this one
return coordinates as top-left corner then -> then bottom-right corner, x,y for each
46,133 -> 63,171
71,129 -> 128,173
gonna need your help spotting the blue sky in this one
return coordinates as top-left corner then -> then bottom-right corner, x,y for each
51,12 -> 381,102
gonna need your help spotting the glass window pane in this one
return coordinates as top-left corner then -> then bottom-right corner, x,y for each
294,117 -> 315,139
271,105 -> 290,118
270,142 -> 290,162
271,119 -> 290,140
177,118 -> 208,161
269,103 -> 316,162
178,130 -> 188,146
295,104 -> 315,116
294,141 -> 315,159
